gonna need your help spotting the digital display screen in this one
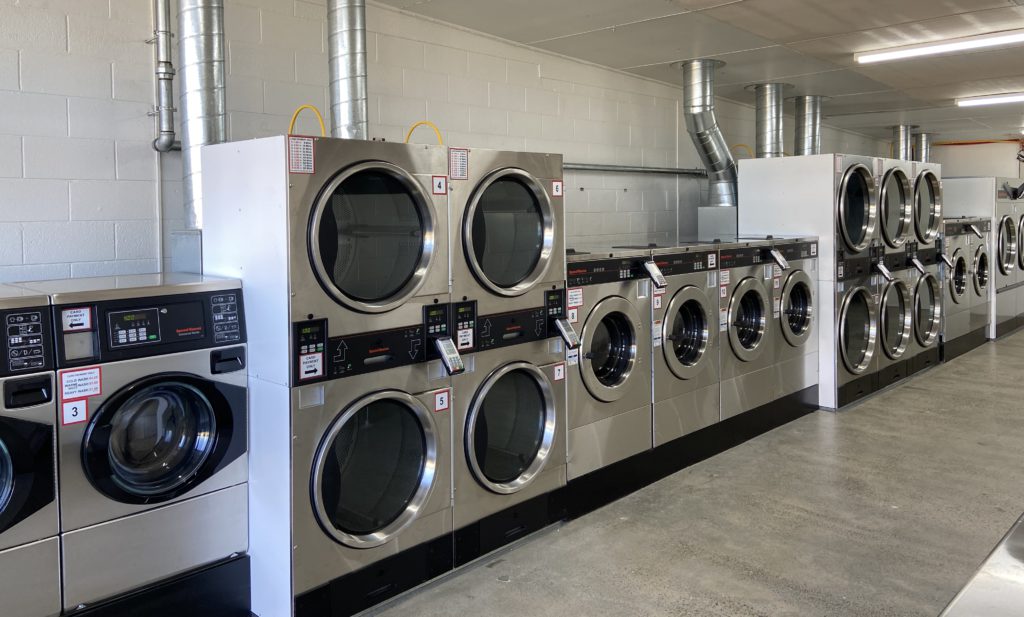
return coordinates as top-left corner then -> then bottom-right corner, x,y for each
108,307 -> 163,348
457,306 -> 473,315
301,325 -> 320,335
428,308 -> 445,318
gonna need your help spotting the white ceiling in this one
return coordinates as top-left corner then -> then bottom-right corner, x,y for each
377,0 -> 1024,141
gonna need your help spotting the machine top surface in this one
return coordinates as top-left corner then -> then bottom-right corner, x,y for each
16,273 -> 241,305
566,244 -> 652,262
0,284 -> 50,310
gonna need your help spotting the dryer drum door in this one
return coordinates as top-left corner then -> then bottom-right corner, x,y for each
0,417 -> 54,535
309,161 -> 436,314
727,277 -> 769,362
464,168 -> 555,297
580,297 -> 640,402
974,246 -> 990,296
466,362 -> 556,495
838,163 -> 877,253
780,269 -> 814,348
949,250 -> 968,304
82,374 -> 245,505
914,273 -> 941,347
914,170 -> 942,243
662,286 -> 712,380
312,391 -> 437,548
998,216 -> 1017,276
1017,215 -> 1024,271
879,168 -> 912,248
880,280 -> 912,360
839,286 -> 877,374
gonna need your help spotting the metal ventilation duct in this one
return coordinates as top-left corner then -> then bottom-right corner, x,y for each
914,133 -> 932,162
678,59 -> 737,209
152,0 -> 176,152
752,83 -> 785,158
793,95 -> 824,156
327,0 -> 369,139
178,0 -> 227,229
893,125 -> 915,161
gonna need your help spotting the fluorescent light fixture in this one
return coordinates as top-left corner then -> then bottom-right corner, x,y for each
856,29 -> 1024,64
957,93 -> 1024,107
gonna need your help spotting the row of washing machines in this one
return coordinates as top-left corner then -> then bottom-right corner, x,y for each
0,274 -> 249,617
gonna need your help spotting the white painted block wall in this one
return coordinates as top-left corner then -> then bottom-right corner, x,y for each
0,0 -> 885,281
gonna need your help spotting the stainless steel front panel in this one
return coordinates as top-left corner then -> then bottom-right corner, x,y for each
62,483 -> 247,610
944,233 -> 971,342
773,251 -> 818,399
0,536 -> 60,617
836,280 -> 878,386
879,161 -> 913,254
837,162 -> 878,253
721,255 -> 778,419
913,166 -> 942,246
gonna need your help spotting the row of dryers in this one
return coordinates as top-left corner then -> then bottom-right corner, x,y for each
0,274 -> 249,617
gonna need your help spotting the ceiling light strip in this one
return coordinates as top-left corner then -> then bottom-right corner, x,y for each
957,93 -> 1024,108
855,29 -> 1024,64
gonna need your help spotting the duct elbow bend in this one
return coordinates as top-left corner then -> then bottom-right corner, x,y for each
153,133 -> 176,152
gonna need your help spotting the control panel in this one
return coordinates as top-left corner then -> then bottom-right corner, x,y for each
567,257 -> 647,287
3,307 -> 53,375
451,289 -> 565,354
53,289 -> 245,368
719,245 -> 771,270
653,250 -> 717,276
835,245 -> 878,280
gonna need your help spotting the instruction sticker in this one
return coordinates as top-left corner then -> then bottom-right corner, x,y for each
567,287 -> 584,309
61,367 -> 101,400
432,175 -> 448,195
810,244 -> 817,256
61,307 -> 92,332
434,388 -> 450,412
288,136 -> 315,174
449,148 -> 469,180
567,348 -> 580,366
456,327 -> 473,351
720,270 -> 730,285
553,362 -> 566,381
552,181 -> 563,197
719,308 -> 728,332
62,399 -> 88,426
653,320 -> 663,348
708,254 -> 717,268
299,353 -> 324,380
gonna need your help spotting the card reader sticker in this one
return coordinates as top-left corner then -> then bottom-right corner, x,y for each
456,328 -> 473,351
567,287 -> 584,308
62,399 -> 87,426
62,307 -> 92,332
708,254 -> 717,268
567,348 -> 580,366
299,353 -> 324,380
61,366 -> 101,400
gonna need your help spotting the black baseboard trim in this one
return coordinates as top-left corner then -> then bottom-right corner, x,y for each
875,360 -> 909,389
453,492 -> 556,567
995,315 -> 1024,339
838,372 -> 877,408
73,555 -> 251,617
942,328 -> 988,362
294,533 -> 454,617
910,346 -> 941,375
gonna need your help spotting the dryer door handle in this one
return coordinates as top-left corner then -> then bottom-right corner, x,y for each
940,254 -> 955,269
211,346 -> 246,374
3,375 -> 52,409
769,249 -> 790,271
874,262 -> 894,282
970,225 -> 984,239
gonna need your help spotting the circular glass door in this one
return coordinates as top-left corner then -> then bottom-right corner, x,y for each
662,286 -> 711,380
879,168 -> 912,248
974,247 -> 990,296
313,391 -> 436,548
839,287 -> 877,374
914,273 -> 941,347
0,440 -> 12,514
581,297 -> 639,402
880,280 -> 912,360
83,378 -> 222,502
1017,217 -> 1024,271
728,277 -> 768,362
914,170 -> 942,243
310,161 -> 435,314
464,169 -> 554,297
838,164 -> 877,253
780,270 -> 814,347
466,363 -> 555,495
998,216 -> 1017,276
949,250 -> 967,304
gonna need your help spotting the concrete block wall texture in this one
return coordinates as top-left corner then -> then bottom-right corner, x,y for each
1,0 -> 886,280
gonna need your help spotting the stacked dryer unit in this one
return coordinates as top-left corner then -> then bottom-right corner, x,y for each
905,161 -> 944,375
0,287 -> 59,617
203,137 -> 459,617
740,154 -> 882,409
874,159 -> 916,389
941,218 -> 992,359
944,177 -> 1021,338
446,147 -> 571,565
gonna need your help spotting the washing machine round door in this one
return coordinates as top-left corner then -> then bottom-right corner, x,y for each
662,286 -> 712,380
466,363 -> 556,495
998,216 -> 1017,276
310,161 -> 436,314
0,440 -> 12,516
838,163 -> 877,253
974,245 -> 990,296
312,391 -> 437,548
949,249 -> 968,305
839,286 -> 877,374
82,375 -> 241,504
1017,216 -> 1024,271
880,280 -> 912,360
0,415 -> 55,535
914,170 -> 942,243
464,169 -> 554,297
780,269 -> 814,348
580,297 -> 640,402
727,277 -> 769,362
879,168 -> 912,248
914,273 -> 941,347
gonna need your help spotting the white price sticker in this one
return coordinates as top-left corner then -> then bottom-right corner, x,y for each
652,320 -> 663,348
457,328 -> 473,351
288,136 -> 315,174
62,399 -> 88,426
552,181 -> 563,197
299,353 -> 323,380
554,363 -> 565,381
567,348 -> 580,366
61,367 -> 101,400
448,148 -> 469,180
720,270 -> 730,285
567,287 -> 584,308
62,307 -> 92,332
434,389 -> 450,412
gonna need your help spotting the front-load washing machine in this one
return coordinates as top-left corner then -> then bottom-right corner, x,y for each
719,239 -> 780,419
912,162 -> 943,252
565,246 -> 657,479
875,244 -> 913,389
650,243 -> 720,447
769,237 -> 819,404
967,218 -> 993,350
942,219 -> 974,359
0,287 -> 59,617
16,274 -> 248,612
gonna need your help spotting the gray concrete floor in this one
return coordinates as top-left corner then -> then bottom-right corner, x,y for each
374,333 -> 1024,616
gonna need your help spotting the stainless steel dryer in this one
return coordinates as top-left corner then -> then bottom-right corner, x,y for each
879,159 -> 915,263
770,237 -> 819,403
718,239 -> 779,419
565,246 -> 656,479
875,245 -> 913,389
834,253 -> 880,408
912,162 -> 943,251
17,274 -> 248,612
0,287 -> 59,617
902,250 -> 943,376
650,244 -> 719,447
968,218 -> 992,346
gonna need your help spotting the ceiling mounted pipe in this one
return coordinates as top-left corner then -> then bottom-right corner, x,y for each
892,124 -> 917,161
327,0 -> 369,139
178,0 -> 227,230
793,95 -> 826,156
914,133 -> 932,162
676,59 -> 737,208
750,83 -> 788,158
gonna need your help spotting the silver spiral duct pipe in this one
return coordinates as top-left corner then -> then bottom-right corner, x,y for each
151,0 -> 176,152
678,59 -> 737,208
893,125 -> 915,161
178,0 -> 227,229
793,95 -> 824,156
327,0 -> 369,139
914,133 -> 932,163
753,83 -> 785,158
